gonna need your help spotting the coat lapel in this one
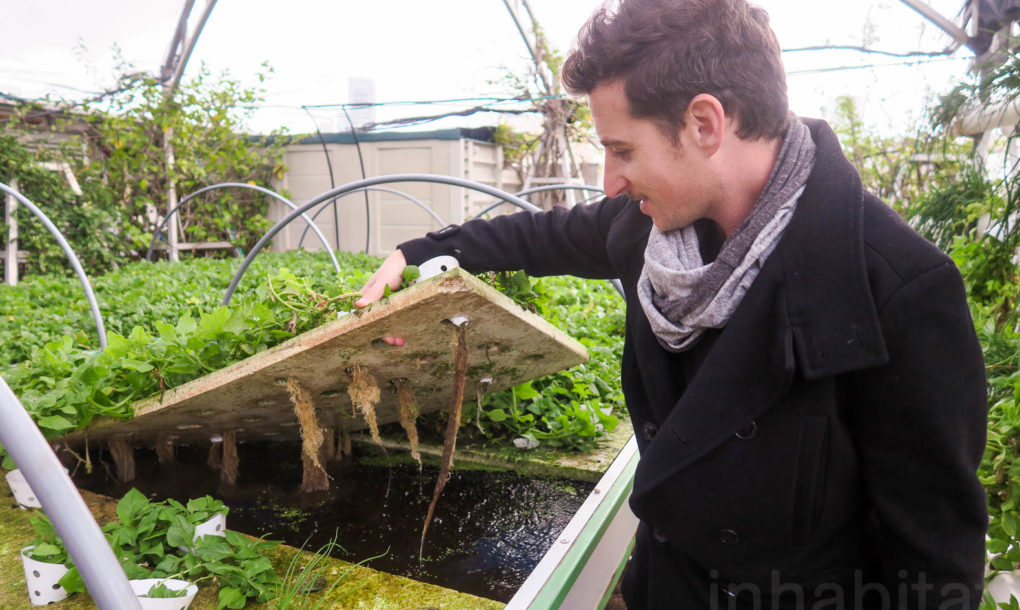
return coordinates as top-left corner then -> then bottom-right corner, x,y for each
783,119 -> 889,380
631,118 -> 889,497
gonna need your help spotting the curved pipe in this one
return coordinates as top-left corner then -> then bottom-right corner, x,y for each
297,186 -> 446,251
223,174 -> 542,305
514,184 -> 606,198
0,376 -> 140,608
472,183 -> 623,298
472,184 -> 606,219
0,182 -> 107,349
146,182 -> 340,273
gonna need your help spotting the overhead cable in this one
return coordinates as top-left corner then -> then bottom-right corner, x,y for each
787,55 -> 969,76
783,44 -> 957,58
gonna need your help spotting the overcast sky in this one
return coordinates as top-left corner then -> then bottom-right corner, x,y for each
1,0 -> 975,136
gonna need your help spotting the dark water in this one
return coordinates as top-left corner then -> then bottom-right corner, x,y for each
71,440 -> 594,602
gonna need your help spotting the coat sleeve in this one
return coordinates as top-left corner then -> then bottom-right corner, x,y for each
398,196 -> 628,279
848,261 -> 988,608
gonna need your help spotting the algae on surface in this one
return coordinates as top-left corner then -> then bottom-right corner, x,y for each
0,472 -> 501,609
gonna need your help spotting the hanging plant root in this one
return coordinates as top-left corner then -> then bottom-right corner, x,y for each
221,429 -> 239,486
323,427 -> 336,461
347,365 -> 383,447
155,435 -> 175,463
394,378 -> 422,466
420,322 -> 469,558
208,440 -> 223,470
339,428 -> 352,460
287,377 -> 328,491
108,437 -> 136,483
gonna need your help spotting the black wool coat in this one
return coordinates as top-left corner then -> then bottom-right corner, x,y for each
399,119 -> 988,609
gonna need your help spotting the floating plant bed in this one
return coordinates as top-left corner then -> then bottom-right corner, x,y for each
58,267 -> 587,448
49,265 -> 590,495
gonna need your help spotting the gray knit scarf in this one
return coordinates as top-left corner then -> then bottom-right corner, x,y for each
637,117 -> 816,352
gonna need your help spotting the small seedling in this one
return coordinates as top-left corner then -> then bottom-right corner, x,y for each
143,583 -> 188,598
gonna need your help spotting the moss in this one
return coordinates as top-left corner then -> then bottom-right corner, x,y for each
466,363 -> 496,378
260,544 -> 501,610
495,366 -> 520,379
425,366 -> 452,383
0,473 -> 501,609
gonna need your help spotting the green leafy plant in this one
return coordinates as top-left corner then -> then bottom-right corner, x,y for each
24,512 -> 71,564
25,488 -> 281,608
79,60 -> 287,260
0,58 -> 288,279
258,267 -> 361,331
401,264 -> 420,284
0,133 -> 122,277
974,301 -> 1020,607
2,265 -> 368,455
480,379 -> 620,451
2,251 -> 626,455
455,273 -> 626,451
142,582 -> 189,598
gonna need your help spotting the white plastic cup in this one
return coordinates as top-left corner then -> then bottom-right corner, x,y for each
129,578 -> 199,610
988,570 -> 1020,604
7,469 -> 41,509
193,513 -> 226,542
21,546 -> 70,606
7,468 -> 70,509
179,513 -> 227,552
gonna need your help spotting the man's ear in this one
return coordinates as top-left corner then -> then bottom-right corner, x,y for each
685,94 -> 726,155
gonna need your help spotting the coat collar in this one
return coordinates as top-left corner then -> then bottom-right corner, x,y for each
631,118 -> 888,497
783,118 -> 888,379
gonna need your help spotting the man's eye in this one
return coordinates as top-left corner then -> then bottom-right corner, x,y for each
611,148 -> 630,159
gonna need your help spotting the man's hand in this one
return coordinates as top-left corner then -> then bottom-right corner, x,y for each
355,249 -> 407,346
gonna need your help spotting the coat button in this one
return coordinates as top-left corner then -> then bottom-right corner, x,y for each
735,420 -> 758,440
642,422 -> 659,440
652,528 -> 667,543
718,529 -> 740,545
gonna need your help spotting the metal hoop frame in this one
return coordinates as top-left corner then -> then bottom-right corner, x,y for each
146,182 -> 341,273
0,182 -> 108,349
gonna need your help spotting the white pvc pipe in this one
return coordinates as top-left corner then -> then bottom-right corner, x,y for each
0,376 -> 140,609
953,98 -> 1020,137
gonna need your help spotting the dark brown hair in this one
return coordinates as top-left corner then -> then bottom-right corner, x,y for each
562,0 -> 789,142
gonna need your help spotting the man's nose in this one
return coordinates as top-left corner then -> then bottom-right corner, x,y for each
603,164 -> 627,198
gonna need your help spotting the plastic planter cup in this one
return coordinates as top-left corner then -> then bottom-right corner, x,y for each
21,546 -> 70,606
7,468 -> 70,509
193,513 -> 226,541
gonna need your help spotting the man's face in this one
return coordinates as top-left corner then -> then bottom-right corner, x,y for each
589,80 -> 719,232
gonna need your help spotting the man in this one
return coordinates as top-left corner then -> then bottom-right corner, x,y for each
356,0 -> 988,607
